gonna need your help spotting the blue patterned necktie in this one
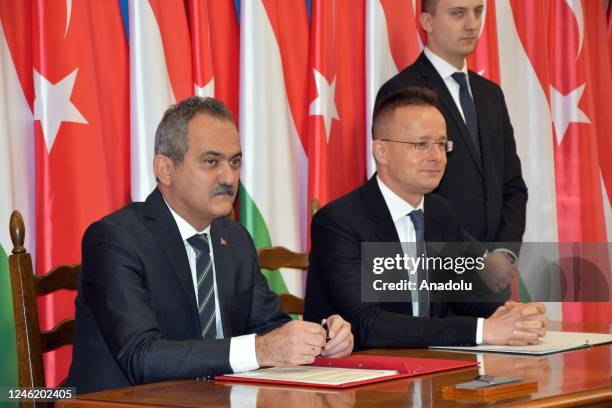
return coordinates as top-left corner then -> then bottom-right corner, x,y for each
409,209 -> 430,317
187,233 -> 217,339
451,72 -> 481,159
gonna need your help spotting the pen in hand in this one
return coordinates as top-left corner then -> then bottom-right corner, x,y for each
321,318 -> 330,341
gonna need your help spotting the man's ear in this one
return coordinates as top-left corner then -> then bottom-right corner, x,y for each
372,140 -> 388,165
153,154 -> 175,187
420,11 -> 433,33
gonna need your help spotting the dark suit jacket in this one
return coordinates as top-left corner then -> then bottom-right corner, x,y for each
375,52 -> 527,244
67,188 -> 290,394
304,177 -> 500,350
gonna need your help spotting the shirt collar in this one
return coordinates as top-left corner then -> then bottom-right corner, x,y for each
163,197 -> 211,241
377,176 -> 424,223
423,47 -> 468,81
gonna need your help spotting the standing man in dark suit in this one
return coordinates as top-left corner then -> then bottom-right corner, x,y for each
67,97 -> 353,394
304,87 -> 547,349
376,0 -> 528,293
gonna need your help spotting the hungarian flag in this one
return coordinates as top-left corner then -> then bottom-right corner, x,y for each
0,1 -> 35,392
130,0 -> 239,200
20,0 -> 130,385
239,0 -> 310,296
365,0 -> 420,176
129,0 -> 192,201
307,0 -> 366,209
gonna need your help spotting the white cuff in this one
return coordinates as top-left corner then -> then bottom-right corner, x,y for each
476,317 -> 484,344
493,247 -> 518,264
230,334 -> 259,373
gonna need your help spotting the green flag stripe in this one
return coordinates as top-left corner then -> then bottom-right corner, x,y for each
0,245 -> 18,393
517,272 -> 532,303
238,183 -> 289,294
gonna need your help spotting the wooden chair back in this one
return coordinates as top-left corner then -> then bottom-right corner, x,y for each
257,246 -> 308,315
8,210 -> 80,396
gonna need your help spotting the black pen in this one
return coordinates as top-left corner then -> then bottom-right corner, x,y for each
321,318 -> 330,340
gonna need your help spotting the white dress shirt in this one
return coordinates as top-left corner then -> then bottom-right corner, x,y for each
423,47 -> 473,123
377,177 -> 484,343
165,201 -> 259,373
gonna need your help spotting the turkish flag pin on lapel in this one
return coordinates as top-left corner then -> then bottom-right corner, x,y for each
220,238 -> 228,247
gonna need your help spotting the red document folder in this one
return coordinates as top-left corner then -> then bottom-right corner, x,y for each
216,354 -> 477,389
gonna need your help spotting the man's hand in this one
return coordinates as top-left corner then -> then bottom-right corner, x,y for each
255,321 -> 326,367
321,314 -> 353,358
483,302 -> 548,346
479,252 -> 516,293
504,301 -> 549,337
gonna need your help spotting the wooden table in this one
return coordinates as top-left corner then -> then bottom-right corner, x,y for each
57,322 -> 612,407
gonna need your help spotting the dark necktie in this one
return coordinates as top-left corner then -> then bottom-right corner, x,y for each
409,209 -> 430,317
187,233 -> 217,339
451,72 -> 481,159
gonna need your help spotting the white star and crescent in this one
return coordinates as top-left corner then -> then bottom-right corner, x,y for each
564,0 -> 584,60
309,68 -> 339,144
33,68 -> 88,152
550,84 -> 590,145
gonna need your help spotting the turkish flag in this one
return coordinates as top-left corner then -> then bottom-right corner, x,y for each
466,0 -> 500,84
188,0 -> 239,119
510,0 -> 611,323
307,0 -> 366,210
29,0 -> 130,385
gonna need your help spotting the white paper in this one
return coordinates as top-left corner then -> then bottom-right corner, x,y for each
223,366 -> 399,386
430,331 -> 612,355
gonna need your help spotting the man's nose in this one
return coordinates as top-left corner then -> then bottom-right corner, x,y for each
465,12 -> 480,31
427,145 -> 445,162
217,162 -> 236,184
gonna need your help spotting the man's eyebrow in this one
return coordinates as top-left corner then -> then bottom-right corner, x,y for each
199,151 -> 223,159
198,151 -> 243,160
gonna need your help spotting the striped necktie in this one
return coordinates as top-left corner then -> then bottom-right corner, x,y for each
187,233 -> 217,339
409,209 -> 430,317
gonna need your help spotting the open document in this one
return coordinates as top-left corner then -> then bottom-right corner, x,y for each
222,366 -> 398,386
216,355 -> 477,388
430,331 -> 612,355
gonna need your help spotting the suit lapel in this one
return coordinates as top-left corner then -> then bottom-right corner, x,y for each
423,196 -> 443,242
470,72 -> 492,177
209,221 -> 234,338
416,53 -> 484,175
143,189 -> 197,314
360,176 -> 401,242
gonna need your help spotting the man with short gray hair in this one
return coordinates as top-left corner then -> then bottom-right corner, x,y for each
67,96 -> 353,394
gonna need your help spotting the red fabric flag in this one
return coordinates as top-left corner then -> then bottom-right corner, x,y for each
27,0 -> 130,384
378,0 -> 420,71
510,0 -> 611,323
307,0 -> 366,209
608,1 -> 612,69
206,0 -> 240,119
147,0 -> 193,102
467,0 -> 500,84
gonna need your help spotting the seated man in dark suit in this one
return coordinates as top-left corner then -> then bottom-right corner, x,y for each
304,87 -> 547,349
67,96 -> 353,394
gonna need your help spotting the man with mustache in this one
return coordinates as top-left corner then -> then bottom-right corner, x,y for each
304,87 -> 547,348
376,0 -> 528,294
67,97 -> 353,394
